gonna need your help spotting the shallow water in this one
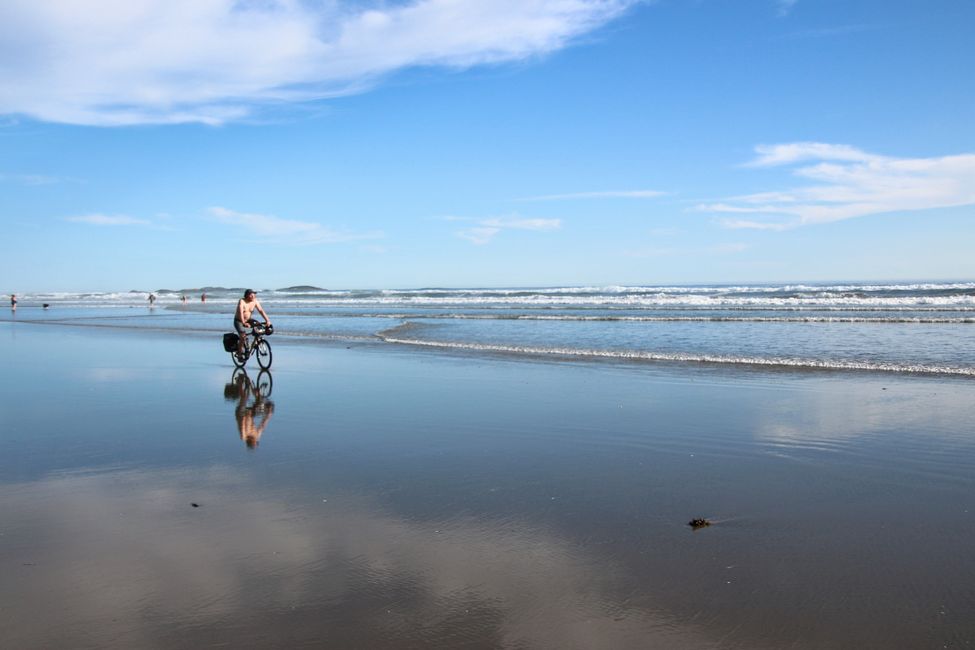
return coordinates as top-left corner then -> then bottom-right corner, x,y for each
6,282 -> 975,376
2,322 -> 974,648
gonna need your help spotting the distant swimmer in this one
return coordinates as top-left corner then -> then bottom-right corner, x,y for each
148,293 -> 157,306
9,294 -> 16,310
181,295 -> 187,304
201,292 -> 207,303
42,303 -> 50,309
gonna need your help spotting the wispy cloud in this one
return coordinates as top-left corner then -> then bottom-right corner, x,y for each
209,206 -> 382,245
66,214 -> 151,226
744,142 -> 880,167
457,226 -> 503,245
646,227 -> 681,237
697,142 -> 975,230
776,24 -> 880,40
452,214 -> 562,244
776,0 -> 798,17
624,242 -> 747,258
0,0 -> 637,126
520,190 -> 666,201
1,172 -> 69,185
481,217 -> 562,231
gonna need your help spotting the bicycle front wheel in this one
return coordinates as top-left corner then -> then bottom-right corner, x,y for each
256,370 -> 273,398
256,339 -> 272,369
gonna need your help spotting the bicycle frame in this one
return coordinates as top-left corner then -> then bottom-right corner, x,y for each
231,322 -> 273,369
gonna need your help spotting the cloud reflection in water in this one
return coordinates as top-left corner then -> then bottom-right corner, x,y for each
1,467 -> 705,649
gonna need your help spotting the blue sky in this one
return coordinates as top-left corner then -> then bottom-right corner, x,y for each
1,0 -> 973,291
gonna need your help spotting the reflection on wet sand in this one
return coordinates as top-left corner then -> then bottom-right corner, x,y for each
0,468 -> 706,649
749,380 -> 975,480
6,324 -> 975,649
224,369 -> 274,449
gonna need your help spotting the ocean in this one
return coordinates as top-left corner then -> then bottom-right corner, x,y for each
7,281 -> 975,376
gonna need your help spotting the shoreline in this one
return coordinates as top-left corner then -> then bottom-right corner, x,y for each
5,314 -> 975,381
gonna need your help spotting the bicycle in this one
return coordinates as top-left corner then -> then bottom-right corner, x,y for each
228,319 -> 273,369
229,367 -> 273,401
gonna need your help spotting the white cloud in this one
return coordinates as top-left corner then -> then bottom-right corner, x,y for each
66,214 -> 151,226
209,206 -> 382,244
520,190 -> 666,201
455,214 -> 561,244
777,0 -> 798,16
0,0 -> 636,126
698,142 -> 975,230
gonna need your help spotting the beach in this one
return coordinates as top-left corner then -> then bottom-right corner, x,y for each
5,0 -> 973,645
2,314 -> 974,649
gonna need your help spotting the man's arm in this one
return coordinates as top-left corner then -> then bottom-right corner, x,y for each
256,301 -> 270,324
235,300 -> 246,322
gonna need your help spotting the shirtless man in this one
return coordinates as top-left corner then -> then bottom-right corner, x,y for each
234,289 -> 271,355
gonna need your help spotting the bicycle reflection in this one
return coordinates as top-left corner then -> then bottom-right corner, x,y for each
223,368 -> 275,449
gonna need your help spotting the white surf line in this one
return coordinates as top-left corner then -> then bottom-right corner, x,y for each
363,314 -> 975,323
378,336 -> 975,377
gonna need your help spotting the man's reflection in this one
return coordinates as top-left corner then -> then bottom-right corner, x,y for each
224,368 -> 274,449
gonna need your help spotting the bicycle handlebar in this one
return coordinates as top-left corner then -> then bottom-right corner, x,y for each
249,320 -> 273,335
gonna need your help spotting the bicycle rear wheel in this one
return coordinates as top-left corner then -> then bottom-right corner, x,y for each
256,339 -> 272,369
231,345 -> 247,368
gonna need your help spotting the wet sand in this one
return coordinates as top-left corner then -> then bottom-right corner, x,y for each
2,323 -> 974,649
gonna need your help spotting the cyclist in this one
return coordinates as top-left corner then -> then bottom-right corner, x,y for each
234,289 -> 272,356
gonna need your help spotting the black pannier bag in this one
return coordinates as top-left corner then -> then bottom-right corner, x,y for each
223,332 -> 239,352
